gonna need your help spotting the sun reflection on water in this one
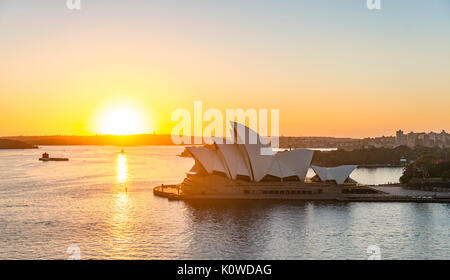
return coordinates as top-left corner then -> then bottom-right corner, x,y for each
109,152 -> 135,259
117,153 -> 128,184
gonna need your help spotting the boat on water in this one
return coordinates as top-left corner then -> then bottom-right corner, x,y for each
39,152 -> 69,162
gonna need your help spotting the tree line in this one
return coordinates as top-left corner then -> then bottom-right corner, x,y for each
312,145 -> 450,167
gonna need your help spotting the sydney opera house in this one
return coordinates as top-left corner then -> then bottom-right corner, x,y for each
155,122 -> 381,200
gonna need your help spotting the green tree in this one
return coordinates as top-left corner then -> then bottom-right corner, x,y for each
413,153 -> 436,178
400,165 -> 422,184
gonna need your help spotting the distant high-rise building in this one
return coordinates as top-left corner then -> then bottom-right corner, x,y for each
396,130 -> 407,146
395,130 -> 450,148
406,132 -> 417,148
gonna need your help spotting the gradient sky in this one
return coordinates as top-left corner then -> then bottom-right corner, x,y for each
1,0 -> 449,137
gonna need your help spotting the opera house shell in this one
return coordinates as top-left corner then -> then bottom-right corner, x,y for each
186,122 -> 314,183
153,122 -> 380,200
311,165 -> 358,185
154,122 -> 382,200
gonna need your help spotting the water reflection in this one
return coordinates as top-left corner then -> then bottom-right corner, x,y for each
181,200 -> 357,259
110,153 -> 134,259
2,146 -> 450,259
117,153 -> 128,184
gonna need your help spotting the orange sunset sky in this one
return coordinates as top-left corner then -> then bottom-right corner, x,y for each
1,1 -> 449,138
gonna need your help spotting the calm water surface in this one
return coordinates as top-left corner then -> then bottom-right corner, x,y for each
0,146 -> 449,259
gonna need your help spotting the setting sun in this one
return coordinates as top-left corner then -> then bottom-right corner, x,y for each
95,104 -> 150,135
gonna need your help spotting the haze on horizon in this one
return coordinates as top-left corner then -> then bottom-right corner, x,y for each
1,0 -> 449,138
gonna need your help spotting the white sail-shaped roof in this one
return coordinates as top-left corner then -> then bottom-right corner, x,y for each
188,161 -> 204,173
311,165 -> 330,183
184,122 -> 318,183
277,149 -> 314,181
213,139 -> 251,179
266,156 -> 297,179
186,146 -> 229,177
231,122 -> 273,182
311,165 -> 357,185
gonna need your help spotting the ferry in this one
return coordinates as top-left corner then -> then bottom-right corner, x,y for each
39,152 -> 69,162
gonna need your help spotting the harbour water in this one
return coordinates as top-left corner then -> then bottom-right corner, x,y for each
0,146 -> 449,259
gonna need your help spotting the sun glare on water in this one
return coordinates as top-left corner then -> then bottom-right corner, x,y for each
96,105 -> 150,135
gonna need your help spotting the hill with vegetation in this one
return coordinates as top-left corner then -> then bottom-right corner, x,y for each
400,152 -> 450,187
312,146 -> 450,167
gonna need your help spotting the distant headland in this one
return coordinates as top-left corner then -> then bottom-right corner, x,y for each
0,139 -> 37,149
1,135 -> 187,146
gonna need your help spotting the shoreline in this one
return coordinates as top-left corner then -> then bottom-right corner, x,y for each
153,184 -> 450,203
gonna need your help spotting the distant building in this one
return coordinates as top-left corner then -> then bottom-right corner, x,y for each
396,130 -> 407,146
362,135 -> 396,149
277,129 -> 449,151
396,130 -> 450,148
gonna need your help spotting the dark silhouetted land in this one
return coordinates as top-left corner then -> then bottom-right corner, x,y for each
0,134 -> 386,149
0,139 -> 37,149
2,135 -> 200,146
